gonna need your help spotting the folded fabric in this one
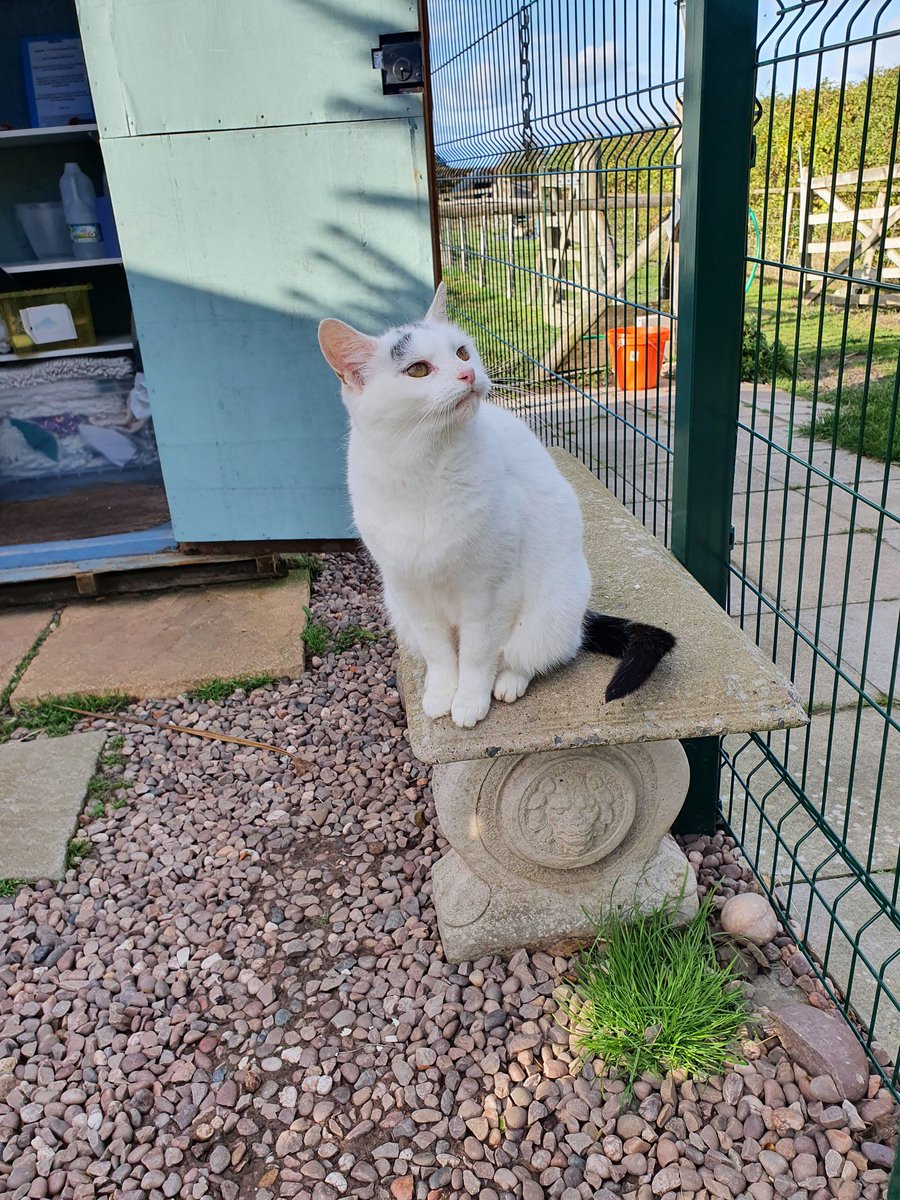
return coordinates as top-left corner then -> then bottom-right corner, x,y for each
9,417 -> 59,461
78,423 -> 137,467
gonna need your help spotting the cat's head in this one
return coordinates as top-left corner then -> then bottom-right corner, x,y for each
317,284 -> 490,434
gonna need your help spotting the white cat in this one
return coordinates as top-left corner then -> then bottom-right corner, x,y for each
318,284 -> 674,729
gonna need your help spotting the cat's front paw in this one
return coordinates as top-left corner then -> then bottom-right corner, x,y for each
450,688 -> 492,728
422,677 -> 456,719
493,669 -> 532,703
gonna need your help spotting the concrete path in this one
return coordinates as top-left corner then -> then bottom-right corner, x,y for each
0,732 -> 105,880
12,574 -> 310,703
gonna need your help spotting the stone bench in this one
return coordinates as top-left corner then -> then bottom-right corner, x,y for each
398,449 -> 807,962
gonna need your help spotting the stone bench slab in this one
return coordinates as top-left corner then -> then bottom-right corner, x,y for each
401,448 -> 807,765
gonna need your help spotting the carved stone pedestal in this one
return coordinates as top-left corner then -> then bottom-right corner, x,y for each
430,740 -> 698,962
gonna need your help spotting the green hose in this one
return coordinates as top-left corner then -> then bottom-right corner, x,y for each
746,208 -> 761,294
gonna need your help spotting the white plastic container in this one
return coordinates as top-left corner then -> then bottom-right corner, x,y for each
15,202 -> 72,260
59,162 -> 105,260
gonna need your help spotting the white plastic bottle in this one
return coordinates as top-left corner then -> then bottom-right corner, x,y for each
59,163 -> 105,260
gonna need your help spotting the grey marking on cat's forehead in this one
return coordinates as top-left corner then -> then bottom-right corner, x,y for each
390,330 -> 415,362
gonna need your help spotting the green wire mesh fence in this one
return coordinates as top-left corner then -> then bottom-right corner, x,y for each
727,0 -> 900,1096
429,0 -> 682,544
428,0 -> 899,1093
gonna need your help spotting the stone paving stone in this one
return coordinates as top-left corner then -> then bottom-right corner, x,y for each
12,574 -> 309,703
811,599 -> 900,697
0,731 -> 105,880
0,610 -> 51,692
739,531 -> 900,609
732,487 -> 853,543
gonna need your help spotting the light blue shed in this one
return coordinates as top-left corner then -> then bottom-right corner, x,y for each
74,0 -> 435,543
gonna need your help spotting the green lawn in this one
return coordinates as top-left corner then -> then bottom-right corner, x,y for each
444,218 -> 900,464
748,273 -> 900,400
443,214 -> 668,381
812,375 -> 900,464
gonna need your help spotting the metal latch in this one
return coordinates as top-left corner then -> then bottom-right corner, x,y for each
372,31 -> 423,94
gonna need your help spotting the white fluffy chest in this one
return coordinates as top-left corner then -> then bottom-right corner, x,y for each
348,438 -> 506,583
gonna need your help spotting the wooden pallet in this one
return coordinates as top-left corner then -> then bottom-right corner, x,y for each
0,548 -> 287,607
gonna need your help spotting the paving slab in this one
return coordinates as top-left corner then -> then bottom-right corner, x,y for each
776,873 -> 900,1056
732,487 -> 853,544
728,609 -> 862,711
0,610 -> 51,692
722,708 -> 899,883
12,574 -> 309,703
739,531 -> 900,609
811,600 -> 900,696
0,731 -> 105,880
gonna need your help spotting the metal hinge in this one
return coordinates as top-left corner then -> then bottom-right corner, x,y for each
372,31 -> 423,95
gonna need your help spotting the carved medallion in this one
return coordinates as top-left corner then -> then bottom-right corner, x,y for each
478,748 -> 639,878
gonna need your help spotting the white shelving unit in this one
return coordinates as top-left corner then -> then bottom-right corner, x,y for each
0,335 -> 133,364
0,123 -> 98,147
1,256 -> 123,273
1,120 -> 132,367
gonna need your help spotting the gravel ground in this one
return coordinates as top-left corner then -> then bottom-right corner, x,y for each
0,553 -> 896,1200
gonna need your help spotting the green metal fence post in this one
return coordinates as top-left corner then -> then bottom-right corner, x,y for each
671,0 -> 760,834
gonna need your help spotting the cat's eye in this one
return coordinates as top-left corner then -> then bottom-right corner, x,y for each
406,361 -> 430,378
457,346 -> 470,361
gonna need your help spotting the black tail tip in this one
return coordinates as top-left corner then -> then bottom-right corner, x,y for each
603,622 -> 676,703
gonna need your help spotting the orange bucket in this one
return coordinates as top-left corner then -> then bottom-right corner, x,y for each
605,325 -> 670,390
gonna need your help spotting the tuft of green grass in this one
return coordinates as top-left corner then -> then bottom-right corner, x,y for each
809,375 -> 900,464
556,892 -> 749,1088
86,771 -> 127,814
741,317 -> 791,384
1,693 -> 130,743
302,607 -> 378,658
0,879 -> 26,898
65,837 -> 92,871
187,676 -> 276,703
302,608 -> 333,656
332,625 -> 378,653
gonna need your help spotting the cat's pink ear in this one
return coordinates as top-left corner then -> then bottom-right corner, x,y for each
424,282 -> 447,323
318,319 -> 377,389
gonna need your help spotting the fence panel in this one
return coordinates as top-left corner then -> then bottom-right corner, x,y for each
726,0 -> 900,1091
428,0 -> 900,1092
429,0 -> 683,544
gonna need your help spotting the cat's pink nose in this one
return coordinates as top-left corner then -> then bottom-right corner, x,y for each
458,367 -> 475,385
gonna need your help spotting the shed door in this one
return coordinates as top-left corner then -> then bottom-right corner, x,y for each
75,0 -> 434,542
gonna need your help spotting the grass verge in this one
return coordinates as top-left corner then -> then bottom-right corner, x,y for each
809,375 -> 900,464
556,891 -> 749,1087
